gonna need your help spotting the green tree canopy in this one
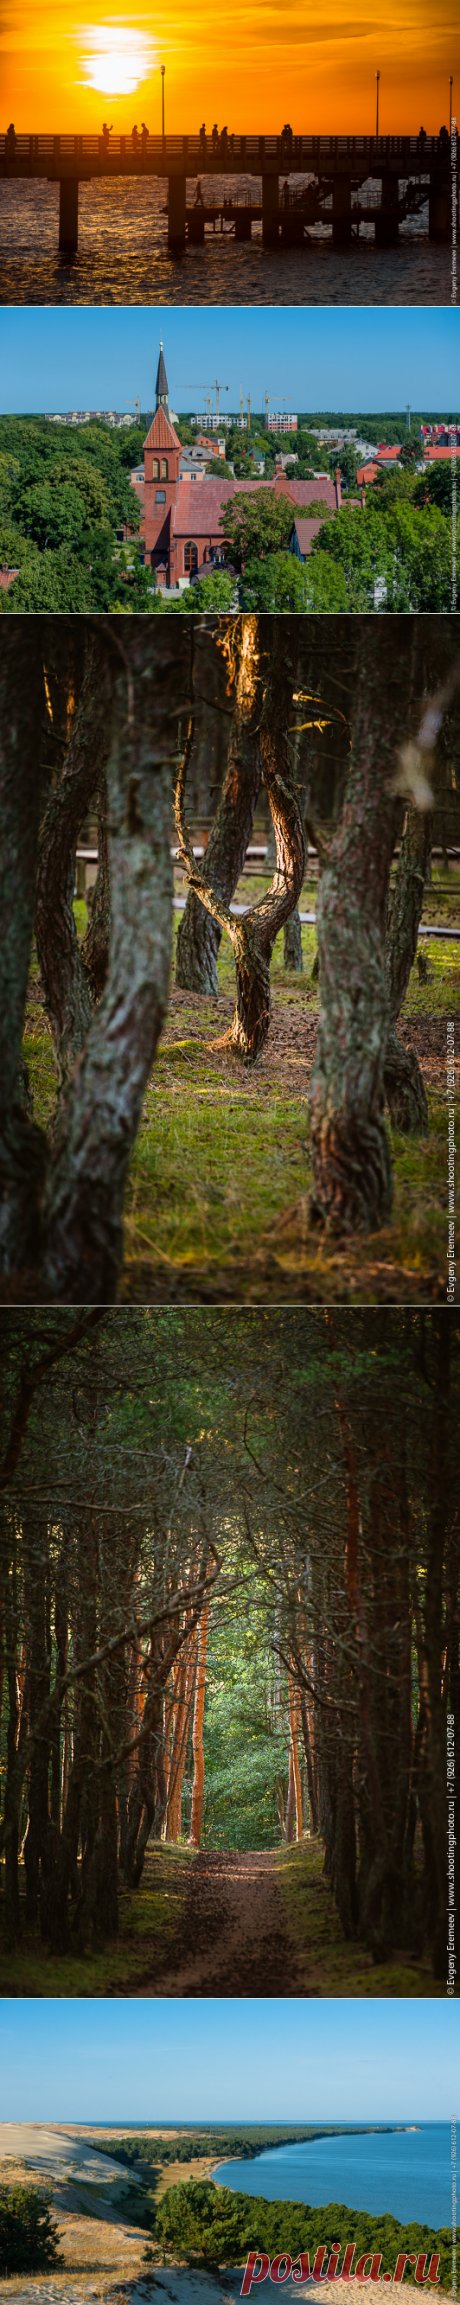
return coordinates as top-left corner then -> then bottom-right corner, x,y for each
0,2188 -> 63,2278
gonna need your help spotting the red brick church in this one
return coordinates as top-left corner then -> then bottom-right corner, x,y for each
137,343 -> 342,588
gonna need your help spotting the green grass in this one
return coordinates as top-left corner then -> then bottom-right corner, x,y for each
20,898 -> 458,1304
0,1844 -> 194,1998
276,1838 -> 445,1997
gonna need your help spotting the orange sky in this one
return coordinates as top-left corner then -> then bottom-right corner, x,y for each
1,0 -> 459,134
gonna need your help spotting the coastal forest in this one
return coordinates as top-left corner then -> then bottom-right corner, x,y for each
0,1306 -> 458,1995
1,613 -> 459,1306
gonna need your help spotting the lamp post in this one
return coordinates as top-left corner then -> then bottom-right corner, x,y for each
160,64 -> 165,142
450,76 -> 453,134
376,69 -> 380,137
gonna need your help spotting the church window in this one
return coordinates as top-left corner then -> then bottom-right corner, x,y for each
155,490 -> 166,503
161,459 -> 168,479
152,458 -> 159,478
184,541 -> 198,573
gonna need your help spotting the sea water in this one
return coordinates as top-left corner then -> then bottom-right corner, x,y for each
0,176 -> 451,305
212,2124 -> 451,2229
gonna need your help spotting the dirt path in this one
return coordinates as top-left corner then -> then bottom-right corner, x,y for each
128,1849 -> 314,1999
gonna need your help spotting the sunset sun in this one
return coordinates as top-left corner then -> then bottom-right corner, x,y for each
78,23 -> 155,94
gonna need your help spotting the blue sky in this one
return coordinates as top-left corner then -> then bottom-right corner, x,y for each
0,306 -> 459,414
0,2000 -> 457,2123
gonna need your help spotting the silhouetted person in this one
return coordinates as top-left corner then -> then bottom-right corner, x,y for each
6,123 -> 17,156
199,123 -> 206,154
418,125 -> 427,145
131,124 -> 139,149
212,123 -> 219,151
281,177 -> 289,205
194,179 -> 204,204
141,122 -> 149,150
102,122 -> 112,148
439,124 -> 450,148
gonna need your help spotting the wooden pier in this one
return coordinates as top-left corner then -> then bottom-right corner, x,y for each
0,130 -> 453,252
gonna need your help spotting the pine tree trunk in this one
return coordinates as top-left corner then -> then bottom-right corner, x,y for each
308,626 -> 403,1233
43,623 -> 192,1303
35,635 -> 109,1093
175,623 -> 305,1063
284,907 -> 303,971
0,629 -> 48,1273
81,774 -> 111,1000
189,1602 -> 210,1848
176,618 -> 260,996
288,1669 -> 303,1839
383,798 -> 432,1132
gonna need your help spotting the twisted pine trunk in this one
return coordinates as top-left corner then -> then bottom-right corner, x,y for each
175,622 -> 305,1061
176,619 -> 261,996
0,628 -> 48,1273
43,622 -> 193,1303
35,635 -> 110,1092
308,625 -> 402,1233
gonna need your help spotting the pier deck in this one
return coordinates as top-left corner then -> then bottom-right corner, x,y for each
0,130 -> 453,250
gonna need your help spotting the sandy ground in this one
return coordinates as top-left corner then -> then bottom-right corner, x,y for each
0,2267 -> 452,2305
123,1851 -> 313,1998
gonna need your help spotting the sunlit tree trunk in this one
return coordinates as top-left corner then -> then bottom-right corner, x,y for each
189,1602 -> 210,1848
175,622 -> 305,1062
176,626 -> 250,996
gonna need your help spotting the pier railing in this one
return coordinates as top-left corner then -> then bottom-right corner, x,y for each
0,129 -> 447,173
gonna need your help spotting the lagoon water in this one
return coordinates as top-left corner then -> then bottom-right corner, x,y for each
213,2124 -> 451,2230
0,177 -> 451,305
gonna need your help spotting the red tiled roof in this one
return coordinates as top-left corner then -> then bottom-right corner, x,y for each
423,445 -> 460,459
356,463 -> 379,484
143,408 -> 181,452
171,473 -> 336,538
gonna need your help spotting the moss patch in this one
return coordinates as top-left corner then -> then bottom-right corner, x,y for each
19,898 -> 458,1306
276,1837 -> 445,1997
0,1844 -> 195,1998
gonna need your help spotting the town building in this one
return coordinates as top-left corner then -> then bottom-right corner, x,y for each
266,413 -> 298,432
139,346 -> 340,586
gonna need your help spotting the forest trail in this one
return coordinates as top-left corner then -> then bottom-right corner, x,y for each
130,1850 -> 313,2000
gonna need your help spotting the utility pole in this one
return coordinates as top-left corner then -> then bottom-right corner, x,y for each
450,76 -> 453,134
239,382 -> 244,425
376,68 -> 380,136
406,403 -> 411,433
160,64 -> 165,141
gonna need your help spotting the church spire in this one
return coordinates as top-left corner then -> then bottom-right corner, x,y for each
155,338 -> 169,411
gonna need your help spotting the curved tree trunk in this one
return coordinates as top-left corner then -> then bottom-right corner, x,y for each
35,635 -> 110,1093
176,621 -> 261,997
81,772 -> 111,1001
189,1602 -> 210,1848
308,625 -> 403,1233
0,629 -> 48,1274
175,622 -> 305,1062
43,622 -> 193,1303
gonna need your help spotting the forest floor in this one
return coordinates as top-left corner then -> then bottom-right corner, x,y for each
16,871 -> 459,1307
0,1837 -> 444,2000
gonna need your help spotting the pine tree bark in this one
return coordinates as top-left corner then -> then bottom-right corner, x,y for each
35,635 -> 110,1093
81,773 -> 111,1000
43,622 -> 193,1303
176,619 -> 261,997
0,629 -> 48,1273
189,1602 -> 210,1848
383,799 -> 432,1132
175,622 -> 305,1061
308,625 -> 403,1233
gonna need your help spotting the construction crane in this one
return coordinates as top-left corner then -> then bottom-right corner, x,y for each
264,391 -> 270,425
125,398 -> 141,422
183,381 -> 229,423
